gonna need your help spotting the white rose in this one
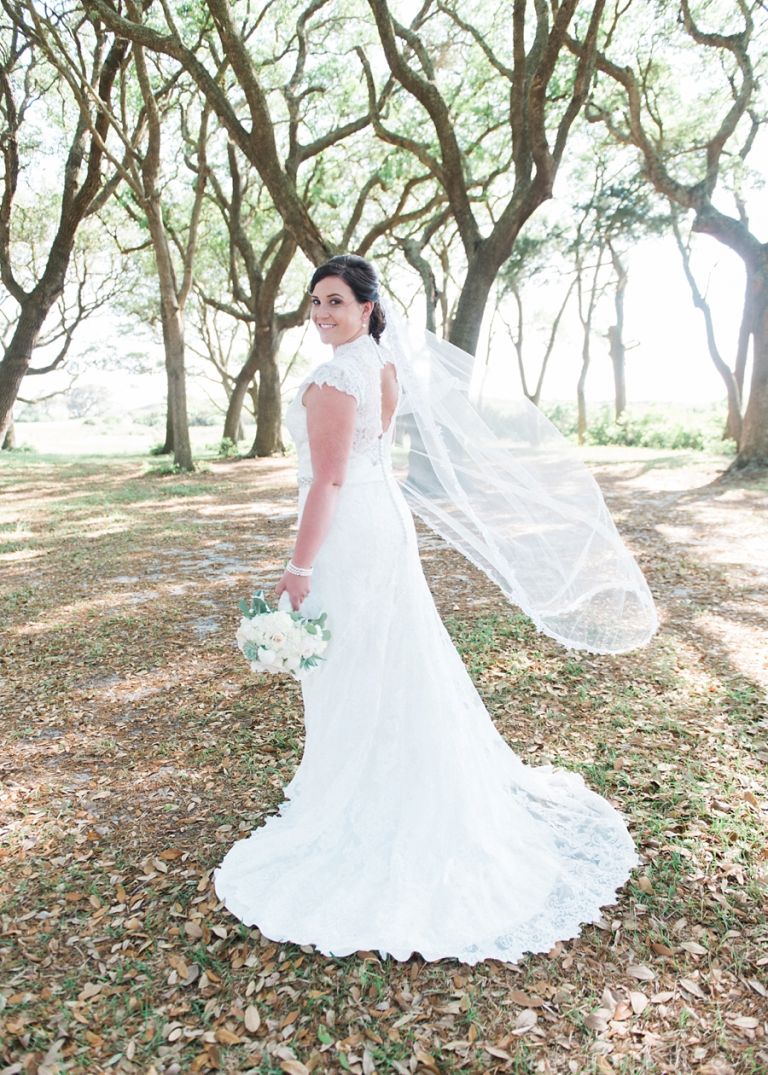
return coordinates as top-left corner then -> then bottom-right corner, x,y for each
240,620 -> 261,641
236,620 -> 257,644
280,631 -> 299,652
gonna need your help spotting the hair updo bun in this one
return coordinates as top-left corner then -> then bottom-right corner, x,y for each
309,254 -> 386,343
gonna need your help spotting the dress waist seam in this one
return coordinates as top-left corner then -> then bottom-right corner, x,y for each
298,468 -> 395,489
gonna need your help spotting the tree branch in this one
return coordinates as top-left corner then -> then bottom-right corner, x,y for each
87,0 -> 330,261
366,0 -> 480,252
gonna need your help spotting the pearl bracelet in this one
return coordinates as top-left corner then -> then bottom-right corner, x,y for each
286,560 -> 313,577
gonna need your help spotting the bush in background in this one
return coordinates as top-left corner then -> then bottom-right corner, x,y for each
542,402 -> 736,454
188,411 -> 219,427
205,436 -> 240,458
133,408 -> 165,427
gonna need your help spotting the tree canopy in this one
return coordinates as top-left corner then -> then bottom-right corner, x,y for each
0,0 -> 765,468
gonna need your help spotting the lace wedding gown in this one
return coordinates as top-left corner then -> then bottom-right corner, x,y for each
213,334 -> 640,964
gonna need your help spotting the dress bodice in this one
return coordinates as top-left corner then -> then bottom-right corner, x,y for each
284,334 -> 399,485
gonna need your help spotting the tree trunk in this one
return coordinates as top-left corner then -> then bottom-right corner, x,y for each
2,417 -> 16,449
247,384 -> 259,424
158,307 -> 174,454
728,279 -> 752,441
734,259 -> 768,467
688,293 -> 743,444
608,325 -> 626,421
248,353 -> 284,457
159,405 -> 174,454
401,239 -> 439,334
608,246 -> 628,421
577,335 -> 590,445
672,213 -> 743,445
734,274 -> 752,396
223,334 -> 261,443
227,323 -> 288,457
165,319 -> 192,470
532,278 -> 576,407
511,285 -> 531,399
575,246 -> 604,446
448,257 -> 497,365
157,303 -> 191,470
147,204 -> 193,471
0,285 -> 65,443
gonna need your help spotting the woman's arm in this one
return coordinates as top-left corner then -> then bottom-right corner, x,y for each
275,383 -> 357,610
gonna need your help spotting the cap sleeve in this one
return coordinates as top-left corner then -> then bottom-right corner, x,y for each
306,356 -> 365,407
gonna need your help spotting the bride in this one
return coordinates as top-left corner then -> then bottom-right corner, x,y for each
213,254 -> 655,965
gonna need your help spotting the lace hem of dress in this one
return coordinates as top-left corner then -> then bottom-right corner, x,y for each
214,842 -> 639,966
213,753 -> 640,967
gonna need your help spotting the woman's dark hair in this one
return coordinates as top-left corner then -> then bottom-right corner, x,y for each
309,253 -> 386,343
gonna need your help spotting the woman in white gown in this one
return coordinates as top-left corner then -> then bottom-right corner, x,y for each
213,255 -> 645,965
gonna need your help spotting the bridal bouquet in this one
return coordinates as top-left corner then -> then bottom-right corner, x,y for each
236,590 -> 331,679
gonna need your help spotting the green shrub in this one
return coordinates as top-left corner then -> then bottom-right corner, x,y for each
214,437 -> 240,458
188,411 -> 219,427
541,402 -> 735,454
133,409 -> 165,427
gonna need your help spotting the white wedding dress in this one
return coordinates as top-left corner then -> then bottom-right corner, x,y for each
213,333 -> 640,964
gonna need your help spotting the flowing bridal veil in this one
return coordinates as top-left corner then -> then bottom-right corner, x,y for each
379,295 -> 658,655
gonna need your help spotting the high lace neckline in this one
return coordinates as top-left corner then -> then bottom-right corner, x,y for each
332,334 -> 379,361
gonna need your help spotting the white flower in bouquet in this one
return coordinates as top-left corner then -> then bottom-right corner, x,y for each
235,590 -> 331,680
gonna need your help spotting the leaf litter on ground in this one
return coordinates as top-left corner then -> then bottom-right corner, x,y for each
0,448 -> 766,1074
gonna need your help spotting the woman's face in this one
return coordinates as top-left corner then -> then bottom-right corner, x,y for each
310,276 -> 372,349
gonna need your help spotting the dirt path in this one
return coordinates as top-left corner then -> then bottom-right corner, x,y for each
584,448 -> 767,692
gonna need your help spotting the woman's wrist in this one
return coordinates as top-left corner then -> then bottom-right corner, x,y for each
285,559 -> 313,577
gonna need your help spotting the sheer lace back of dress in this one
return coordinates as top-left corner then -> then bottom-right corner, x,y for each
379,361 -> 399,436
288,335 -> 400,469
